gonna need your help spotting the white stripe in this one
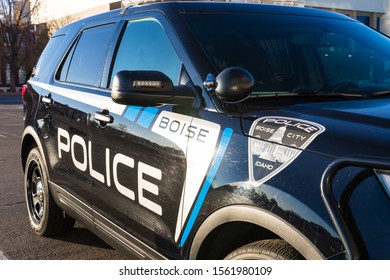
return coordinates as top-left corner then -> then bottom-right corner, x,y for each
151,111 -> 221,241
29,81 -> 127,116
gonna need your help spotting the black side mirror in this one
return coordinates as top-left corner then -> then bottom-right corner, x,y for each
205,67 -> 254,103
111,70 -> 194,107
111,70 -> 173,106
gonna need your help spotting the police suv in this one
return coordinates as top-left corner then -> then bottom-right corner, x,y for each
21,0 -> 390,260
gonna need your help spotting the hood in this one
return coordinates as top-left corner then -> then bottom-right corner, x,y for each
241,98 -> 390,158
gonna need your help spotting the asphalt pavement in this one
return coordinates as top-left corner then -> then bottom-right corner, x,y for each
0,95 -> 24,260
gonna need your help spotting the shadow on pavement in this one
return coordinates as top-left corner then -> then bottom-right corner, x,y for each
0,92 -> 22,105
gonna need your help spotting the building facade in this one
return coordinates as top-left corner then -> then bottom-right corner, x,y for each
238,0 -> 390,34
304,0 -> 390,34
31,0 -> 121,24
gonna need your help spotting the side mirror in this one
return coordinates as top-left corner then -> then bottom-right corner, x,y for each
111,70 -> 194,106
206,67 -> 254,103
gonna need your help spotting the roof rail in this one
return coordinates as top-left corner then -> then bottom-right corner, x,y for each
121,0 -> 305,8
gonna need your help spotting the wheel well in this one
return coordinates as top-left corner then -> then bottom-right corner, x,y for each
196,221 -> 279,259
21,134 -> 37,172
189,205 -> 325,260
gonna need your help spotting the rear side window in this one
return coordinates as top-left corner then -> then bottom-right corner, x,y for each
33,35 -> 66,78
57,24 -> 115,87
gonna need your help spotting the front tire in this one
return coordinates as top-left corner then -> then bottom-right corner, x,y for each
24,147 -> 75,236
224,239 -> 304,260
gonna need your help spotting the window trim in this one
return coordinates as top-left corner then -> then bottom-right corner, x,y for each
54,22 -> 117,89
107,16 -> 183,89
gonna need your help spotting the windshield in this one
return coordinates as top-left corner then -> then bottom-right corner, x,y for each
185,12 -> 390,96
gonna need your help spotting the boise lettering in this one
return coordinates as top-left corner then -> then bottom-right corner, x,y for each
57,127 -> 162,216
151,111 -> 222,242
157,116 -> 209,143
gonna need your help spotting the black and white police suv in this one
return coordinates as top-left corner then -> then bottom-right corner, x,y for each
21,0 -> 390,260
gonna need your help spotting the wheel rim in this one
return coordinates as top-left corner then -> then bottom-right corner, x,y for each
27,161 -> 45,225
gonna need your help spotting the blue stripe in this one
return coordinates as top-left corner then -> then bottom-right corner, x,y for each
137,107 -> 159,128
179,127 -> 234,247
124,106 -> 142,122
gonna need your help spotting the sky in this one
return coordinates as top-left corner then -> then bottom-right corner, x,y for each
32,0 -> 114,23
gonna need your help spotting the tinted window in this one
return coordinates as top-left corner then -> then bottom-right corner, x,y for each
110,18 -> 181,86
185,13 -> 390,95
58,24 -> 114,87
334,168 -> 390,245
33,35 -> 65,78
349,172 -> 390,241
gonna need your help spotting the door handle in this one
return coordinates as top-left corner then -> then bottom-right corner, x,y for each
42,95 -> 53,105
93,110 -> 114,126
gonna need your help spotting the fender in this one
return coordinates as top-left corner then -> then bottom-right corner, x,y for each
189,205 -> 326,260
21,126 -> 48,174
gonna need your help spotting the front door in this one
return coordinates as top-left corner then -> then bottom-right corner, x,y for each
89,17 -> 192,258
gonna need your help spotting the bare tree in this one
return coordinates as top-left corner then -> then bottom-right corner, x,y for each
47,15 -> 76,37
0,0 -> 42,91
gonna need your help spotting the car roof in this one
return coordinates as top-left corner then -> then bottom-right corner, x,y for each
122,1 -> 352,21
53,1 -> 354,37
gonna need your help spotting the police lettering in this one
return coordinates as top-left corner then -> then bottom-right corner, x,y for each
262,118 -> 319,133
57,128 -> 162,216
158,116 -> 209,143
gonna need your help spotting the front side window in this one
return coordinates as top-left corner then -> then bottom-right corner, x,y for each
58,24 -> 115,87
110,18 -> 182,86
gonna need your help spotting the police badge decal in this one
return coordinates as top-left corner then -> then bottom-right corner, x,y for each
248,116 -> 325,185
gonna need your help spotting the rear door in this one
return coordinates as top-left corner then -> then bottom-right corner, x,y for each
43,20 -> 121,221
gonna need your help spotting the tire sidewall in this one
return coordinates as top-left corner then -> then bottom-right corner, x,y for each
226,252 -> 276,260
224,239 -> 304,260
24,148 -> 50,235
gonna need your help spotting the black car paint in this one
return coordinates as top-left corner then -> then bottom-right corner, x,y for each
21,2 -> 390,260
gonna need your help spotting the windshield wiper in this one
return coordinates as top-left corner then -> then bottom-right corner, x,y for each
290,86 -> 352,97
251,86 -> 390,98
251,90 -> 366,98
292,85 -> 390,98
291,90 -> 367,98
371,90 -> 390,97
